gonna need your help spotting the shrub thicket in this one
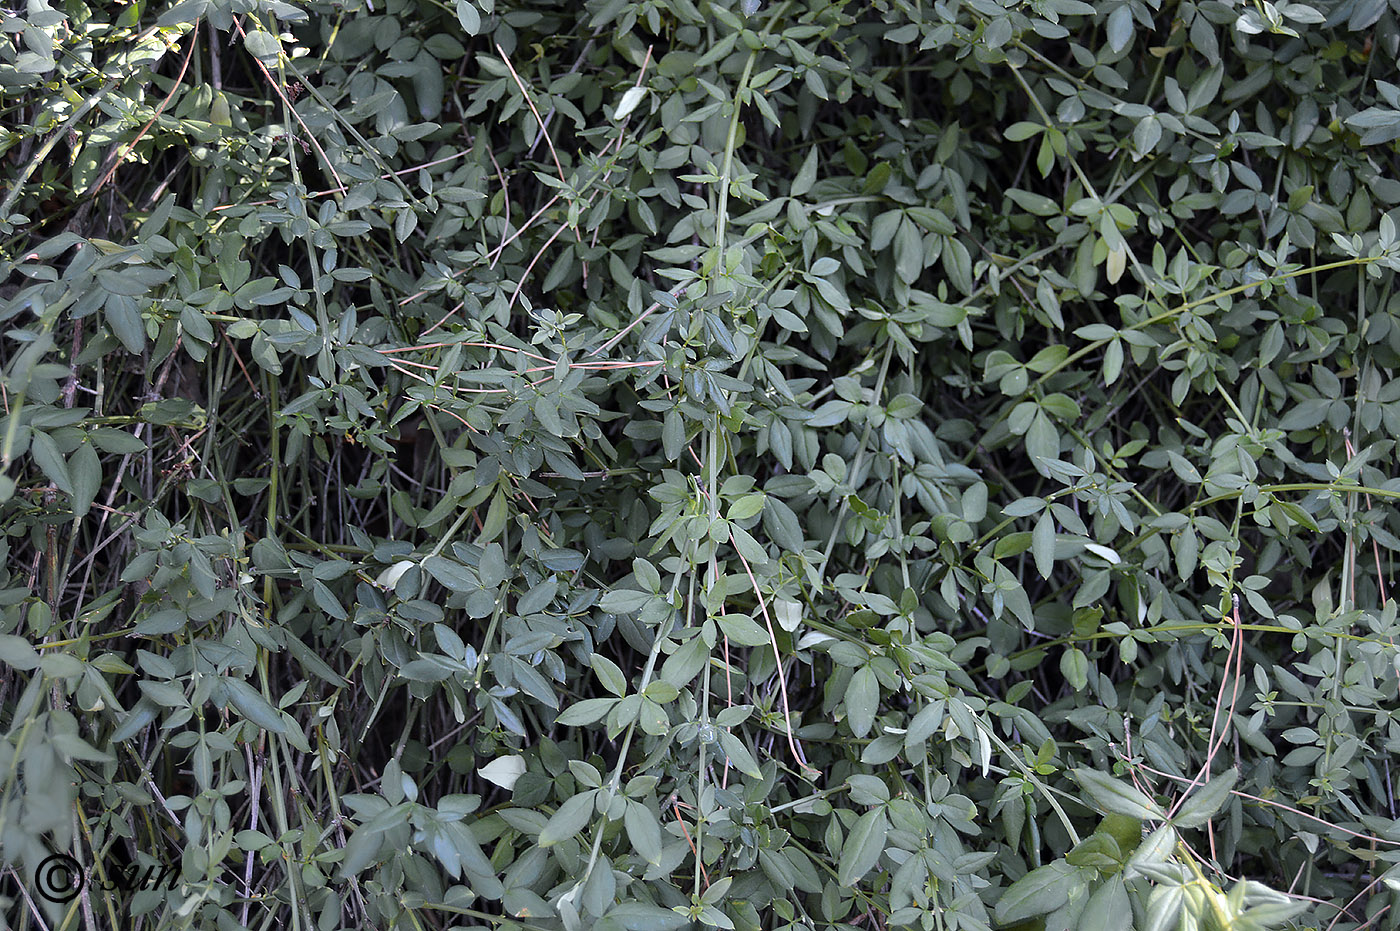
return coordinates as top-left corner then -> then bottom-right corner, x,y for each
4,0 -> 1400,929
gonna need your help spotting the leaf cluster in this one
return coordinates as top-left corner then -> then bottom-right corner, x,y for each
3,0 -> 1400,928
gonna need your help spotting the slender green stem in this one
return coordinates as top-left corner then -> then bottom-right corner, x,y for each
1034,256 -> 1378,390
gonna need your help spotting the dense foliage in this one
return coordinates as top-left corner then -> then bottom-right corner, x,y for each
4,0 -> 1400,928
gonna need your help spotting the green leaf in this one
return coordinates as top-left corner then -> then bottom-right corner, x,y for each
1077,874 -> 1131,931
836,807 -> 888,886
871,210 -> 903,251
727,492 -> 765,521
88,427 -> 147,454
657,637 -> 706,692
812,276 -> 850,312
1025,410 -> 1060,469
556,697 -> 619,726
340,826 -> 384,877
477,488 -> 509,542
1032,510 -> 1055,579
624,799 -> 663,864
845,665 -> 879,738
1126,838 -> 1185,893
222,678 -> 288,735
1059,647 -> 1089,691
0,634 -> 40,670
29,430 -> 72,494
1003,121 -> 1044,141
591,654 -> 628,697
1171,767 -> 1237,829
894,218 -> 924,284
1143,882 -> 1186,931
717,613 -> 770,647
904,701 -> 942,750
1106,5 -> 1133,53
662,409 -> 685,460
943,236 -> 973,294
606,903 -> 691,931
539,790 -> 598,846
1065,831 -> 1122,869
104,295 -> 146,352
601,589 -> 651,613
715,727 -> 763,778
456,0 -> 481,33
791,146 -> 819,197
615,86 -> 647,121
1134,116 -> 1162,155
423,556 -> 476,592
995,861 -> 1078,924
243,29 -> 280,60
1072,768 -> 1165,819
157,0 -> 209,26
1103,337 -> 1124,384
